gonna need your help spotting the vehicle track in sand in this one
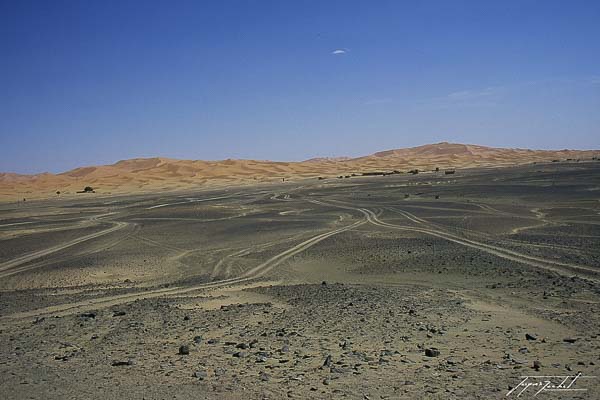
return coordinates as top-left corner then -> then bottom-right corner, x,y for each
0,214 -> 133,279
1,212 -> 366,320
312,198 -> 599,280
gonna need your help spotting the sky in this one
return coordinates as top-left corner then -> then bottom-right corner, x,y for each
1,0 -> 599,174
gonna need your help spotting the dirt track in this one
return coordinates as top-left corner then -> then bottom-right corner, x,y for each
1,161 -> 600,399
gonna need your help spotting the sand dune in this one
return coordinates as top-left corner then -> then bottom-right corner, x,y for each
1,142 -> 597,201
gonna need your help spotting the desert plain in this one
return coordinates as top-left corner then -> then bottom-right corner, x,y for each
1,157 -> 600,399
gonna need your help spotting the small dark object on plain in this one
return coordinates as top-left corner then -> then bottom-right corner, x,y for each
425,348 -> 440,357
111,360 -> 133,366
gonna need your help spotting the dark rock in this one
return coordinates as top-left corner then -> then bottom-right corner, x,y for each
111,359 -> 134,366
563,337 -> 578,343
425,348 -> 440,357
81,312 -> 96,319
179,345 -> 190,355
112,311 -> 126,317
525,333 -> 537,341
533,360 -> 542,371
236,343 -> 249,349
323,355 -> 333,368
233,351 -> 247,358
193,335 -> 203,344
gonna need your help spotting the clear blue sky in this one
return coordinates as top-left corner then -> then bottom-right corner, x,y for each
1,0 -> 599,174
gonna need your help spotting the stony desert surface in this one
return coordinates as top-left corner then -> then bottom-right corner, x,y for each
1,142 -> 598,201
1,160 -> 600,399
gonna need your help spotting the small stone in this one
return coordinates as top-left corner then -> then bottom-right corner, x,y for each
193,370 -> 207,380
233,351 -> 247,358
179,345 -> 190,355
525,333 -> 537,341
183,315 -> 190,321
323,355 -> 333,368
81,312 -> 96,319
533,360 -> 542,371
193,335 -> 203,344
236,343 -> 249,349
425,348 -> 440,357
563,337 -> 578,343
259,372 -> 270,382
112,311 -> 126,317
111,359 -> 133,366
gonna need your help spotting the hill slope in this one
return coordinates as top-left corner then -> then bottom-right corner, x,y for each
1,142 -> 597,200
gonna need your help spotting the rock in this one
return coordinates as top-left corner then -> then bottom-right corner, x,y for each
179,345 -> 190,355
533,360 -> 542,371
525,333 -> 537,341
207,339 -> 218,344
193,370 -> 208,380
112,311 -> 126,317
323,355 -> 333,368
183,315 -> 190,321
259,372 -> 270,382
236,343 -> 249,349
425,348 -> 440,357
193,335 -> 203,344
563,337 -> 578,343
81,312 -> 96,319
233,351 -> 247,358
111,359 -> 134,366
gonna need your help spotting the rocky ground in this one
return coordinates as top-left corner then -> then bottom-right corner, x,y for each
1,161 -> 600,399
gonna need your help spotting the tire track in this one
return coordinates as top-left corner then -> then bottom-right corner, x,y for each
2,214 -> 366,320
313,199 -> 599,279
0,214 -> 131,278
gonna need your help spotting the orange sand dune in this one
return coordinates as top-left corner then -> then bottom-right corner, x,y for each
1,142 -> 597,201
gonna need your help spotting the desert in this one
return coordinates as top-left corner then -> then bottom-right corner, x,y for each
1,150 -> 600,399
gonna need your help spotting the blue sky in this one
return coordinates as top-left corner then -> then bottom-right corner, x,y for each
1,0 -> 599,174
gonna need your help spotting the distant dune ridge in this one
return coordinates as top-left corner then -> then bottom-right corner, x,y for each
1,142 -> 597,200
